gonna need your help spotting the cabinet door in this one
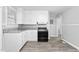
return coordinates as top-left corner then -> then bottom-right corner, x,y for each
16,8 -> 23,24
16,34 -> 23,51
7,7 -> 16,25
27,30 -> 37,41
2,7 -> 16,28
3,33 -> 17,51
22,31 -> 28,45
23,11 -> 48,24
2,7 -> 8,26
3,33 -> 22,52
23,11 -> 37,24
36,11 -> 48,24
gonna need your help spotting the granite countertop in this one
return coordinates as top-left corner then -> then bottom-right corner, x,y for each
3,29 -> 24,33
3,28 -> 37,33
3,24 -> 47,33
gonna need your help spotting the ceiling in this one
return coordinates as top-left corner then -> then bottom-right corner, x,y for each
14,6 -> 72,14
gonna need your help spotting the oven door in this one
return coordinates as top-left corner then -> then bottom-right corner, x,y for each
38,28 -> 48,42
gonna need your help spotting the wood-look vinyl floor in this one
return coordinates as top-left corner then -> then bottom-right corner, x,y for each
21,37 -> 79,52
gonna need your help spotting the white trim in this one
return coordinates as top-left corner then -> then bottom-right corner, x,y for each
50,35 -> 58,37
0,49 -> 5,52
0,7 -> 2,50
62,24 -> 79,26
62,39 -> 79,50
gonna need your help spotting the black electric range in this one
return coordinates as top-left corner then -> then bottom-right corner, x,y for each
38,27 -> 48,42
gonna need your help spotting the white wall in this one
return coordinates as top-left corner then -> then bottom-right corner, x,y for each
62,7 -> 79,49
0,7 -> 2,51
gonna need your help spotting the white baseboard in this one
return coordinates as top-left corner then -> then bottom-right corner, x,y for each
0,49 -> 5,52
50,35 -> 58,37
62,39 -> 79,51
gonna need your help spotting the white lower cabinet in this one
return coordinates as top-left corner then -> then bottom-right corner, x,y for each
3,33 -> 21,52
3,30 -> 37,52
3,32 -> 27,52
22,31 -> 28,45
27,30 -> 37,41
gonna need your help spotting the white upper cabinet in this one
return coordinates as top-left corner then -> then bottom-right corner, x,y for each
16,8 -> 23,24
16,10 -> 49,24
23,11 -> 49,24
23,11 -> 37,24
36,11 -> 49,24
2,6 -> 17,26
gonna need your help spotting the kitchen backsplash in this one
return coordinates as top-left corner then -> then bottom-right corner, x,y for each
18,24 -> 47,30
18,24 -> 37,30
2,24 -> 18,29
